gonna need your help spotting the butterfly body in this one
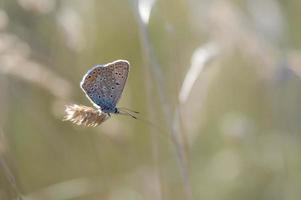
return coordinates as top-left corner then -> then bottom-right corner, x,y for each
80,60 -> 130,114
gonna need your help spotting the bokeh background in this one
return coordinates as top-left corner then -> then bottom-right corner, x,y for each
1,0 -> 301,199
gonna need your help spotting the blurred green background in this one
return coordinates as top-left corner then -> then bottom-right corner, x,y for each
1,0 -> 301,200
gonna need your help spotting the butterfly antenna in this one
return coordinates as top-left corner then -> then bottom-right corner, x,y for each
117,109 -> 169,140
118,107 -> 140,114
118,109 -> 138,119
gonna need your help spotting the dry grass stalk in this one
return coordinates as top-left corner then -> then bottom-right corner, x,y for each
63,104 -> 109,127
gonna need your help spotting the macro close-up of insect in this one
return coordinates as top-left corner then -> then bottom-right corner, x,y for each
1,1 -> 301,200
64,60 -> 139,127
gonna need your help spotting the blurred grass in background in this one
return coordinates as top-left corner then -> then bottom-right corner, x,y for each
1,0 -> 301,200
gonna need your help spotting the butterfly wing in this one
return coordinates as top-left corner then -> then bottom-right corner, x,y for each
80,60 -> 130,112
110,60 -> 130,106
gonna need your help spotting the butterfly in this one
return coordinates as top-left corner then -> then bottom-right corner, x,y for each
80,60 -> 138,118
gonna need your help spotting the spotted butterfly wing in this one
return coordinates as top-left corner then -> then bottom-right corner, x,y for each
80,60 -> 130,113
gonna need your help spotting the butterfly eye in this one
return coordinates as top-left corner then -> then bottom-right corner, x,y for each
88,75 -> 91,78
110,95 -> 113,97
111,86 -> 115,89
116,82 -> 120,85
